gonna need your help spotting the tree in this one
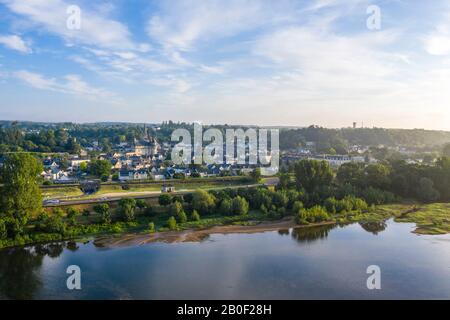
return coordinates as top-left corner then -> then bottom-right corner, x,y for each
417,177 -> 440,203
167,216 -> 177,230
148,222 -> 155,233
294,160 -> 333,193
250,168 -> 262,182
191,210 -> 201,221
65,207 -> 80,226
219,198 -> 232,216
278,173 -> 290,190
89,159 -> 111,179
231,196 -> 249,215
93,203 -> 110,224
169,202 -> 187,223
365,164 -> 391,190
119,198 -> 136,222
336,162 -> 365,187
443,143 -> 450,157
192,190 -> 216,214
158,194 -> 172,206
0,153 -> 42,237
136,199 -> 147,211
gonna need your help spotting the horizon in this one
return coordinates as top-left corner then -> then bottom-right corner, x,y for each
1,118 -> 450,132
1,1 -> 450,130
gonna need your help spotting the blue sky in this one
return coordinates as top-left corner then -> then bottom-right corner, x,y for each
0,0 -> 450,130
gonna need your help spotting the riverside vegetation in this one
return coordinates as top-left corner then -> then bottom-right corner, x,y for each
1,154 -> 450,248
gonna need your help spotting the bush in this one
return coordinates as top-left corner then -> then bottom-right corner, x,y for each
148,222 -> 155,233
82,209 -> 90,217
136,199 -> 147,211
167,216 -> 177,230
177,211 -> 187,223
292,201 -> 304,214
323,197 -> 336,214
231,196 -> 249,215
119,198 -> 136,222
192,190 -> 216,215
219,199 -> 232,216
38,209 -> 67,235
296,206 -> 330,224
66,207 -> 80,226
191,210 -> 201,221
159,194 -> 172,206
93,203 -> 110,224
0,218 -> 7,240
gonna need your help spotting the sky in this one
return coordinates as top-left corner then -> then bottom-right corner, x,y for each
0,0 -> 450,130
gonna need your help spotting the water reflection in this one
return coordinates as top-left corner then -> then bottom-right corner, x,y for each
290,224 -> 336,243
359,221 -> 387,235
0,242 -> 66,299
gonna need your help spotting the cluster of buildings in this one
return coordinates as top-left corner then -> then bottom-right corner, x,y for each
38,136 -> 259,183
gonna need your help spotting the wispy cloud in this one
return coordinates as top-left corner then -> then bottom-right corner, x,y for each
14,70 -> 118,102
0,0 -> 141,51
0,34 -> 31,53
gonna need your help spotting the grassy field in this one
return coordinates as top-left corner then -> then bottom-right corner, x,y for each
354,203 -> 450,235
42,181 -> 248,200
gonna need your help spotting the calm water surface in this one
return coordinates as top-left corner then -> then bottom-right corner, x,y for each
0,219 -> 449,299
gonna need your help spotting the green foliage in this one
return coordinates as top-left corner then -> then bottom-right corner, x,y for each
231,196 -> 249,215
296,206 -> 330,224
148,222 -> 155,233
93,203 -> 111,224
35,209 -> 67,235
167,216 -> 177,230
192,189 -> 216,215
294,160 -> 333,193
191,210 -> 200,221
119,198 -> 136,222
89,159 -> 111,178
0,218 -> 7,240
219,198 -> 232,215
0,153 -> 43,237
250,168 -> 262,182
323,197 -> 337,214
417,177 -> 440,203
292,201 -> 304,214
136,199 -> 147,211
158,194 -> 172,206
66,207 -> 80,226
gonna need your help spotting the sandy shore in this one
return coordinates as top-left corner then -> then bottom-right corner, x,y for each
94,218 -> 336,248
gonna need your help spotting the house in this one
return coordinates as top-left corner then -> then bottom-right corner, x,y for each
119,169 -> 148,181
70,157 -> 90,168
161,185 -> 175,193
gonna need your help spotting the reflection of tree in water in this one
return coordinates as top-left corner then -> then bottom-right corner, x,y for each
291,224 -> 336,243
0,242 -> 66,299
359,221 -> 387,235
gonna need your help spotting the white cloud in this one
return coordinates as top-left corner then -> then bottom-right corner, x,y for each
146,0 -> 296,50
424,25 -> 450,56
0,34 -> 31,53
14,70 -> 117,101
1,0 -> 135,50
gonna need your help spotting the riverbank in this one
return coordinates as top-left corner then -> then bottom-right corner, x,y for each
94,217 -> 303,247
1,202 -> 448,250
93,203 -> 450,247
